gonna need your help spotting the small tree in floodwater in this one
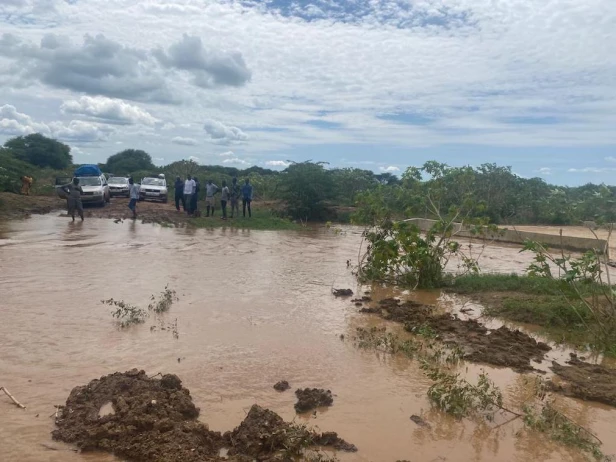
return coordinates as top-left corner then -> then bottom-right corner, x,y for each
355,162 -> 498,289
522,231 -> 616,354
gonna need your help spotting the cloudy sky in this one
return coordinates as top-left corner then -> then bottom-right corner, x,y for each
1,0 -> 615,185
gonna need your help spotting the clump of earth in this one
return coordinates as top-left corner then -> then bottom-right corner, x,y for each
52,370 -> 356,461
364,298 -> 551,373
295,388 -> 334,413
549,354 -> 616,408
273,380 -> 290,392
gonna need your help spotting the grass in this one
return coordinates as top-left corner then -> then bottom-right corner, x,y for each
188,208 -> 300,230
445,274 -> 600,348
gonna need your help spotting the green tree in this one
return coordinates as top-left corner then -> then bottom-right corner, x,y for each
105,149 -> 155,174
4,134 -> 72,169
279,161 -> 335,220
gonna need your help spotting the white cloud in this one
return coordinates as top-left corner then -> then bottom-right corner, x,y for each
605,156 -> 616,163
203,119 -> 248,145
537,167 -> 552,175
188,155 -> 200,162
265,160 -> 290,167
223,157 -> 250,166
218,151 -> 234,157
568,167 -> 616,173
49,120 -> 113,142
0,104 -> 50,135
379,166 -> 400,173
61,96 -> 158,125
171,136 -> 198,146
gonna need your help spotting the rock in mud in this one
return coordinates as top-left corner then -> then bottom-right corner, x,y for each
549,355 -> 616,407
409,415 -> 431,428
313,431 -> 357,452
52,369 -> 222,462
295,388 -> 334,413
371,298 -> 551,372
273,380 -> 290,392
332,288 -> 353,297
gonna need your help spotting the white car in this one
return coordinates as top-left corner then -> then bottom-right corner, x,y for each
108,176 -> 130,197
139,176 -> 168,203
55,174 -> 110,206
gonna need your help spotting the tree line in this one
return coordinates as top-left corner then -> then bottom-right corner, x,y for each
1,133 -> 614,224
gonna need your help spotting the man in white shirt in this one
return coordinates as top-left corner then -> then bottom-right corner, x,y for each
183,175 -> 196,215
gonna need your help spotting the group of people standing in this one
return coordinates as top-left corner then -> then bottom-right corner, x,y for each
175,176 -> 253,219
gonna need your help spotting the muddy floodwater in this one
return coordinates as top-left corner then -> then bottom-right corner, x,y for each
1,215 -> 615,461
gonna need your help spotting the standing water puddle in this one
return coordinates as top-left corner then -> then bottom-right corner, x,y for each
0,215 -> 615,461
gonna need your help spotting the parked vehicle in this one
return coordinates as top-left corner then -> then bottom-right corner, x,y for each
108,176 -> 130,197
139,175 -> 168,203
55,173 -> 110,206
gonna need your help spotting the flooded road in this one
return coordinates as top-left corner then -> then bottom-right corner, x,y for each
1,216 -> 615,461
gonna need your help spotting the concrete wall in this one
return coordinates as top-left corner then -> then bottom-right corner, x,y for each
403,218 -> 609,256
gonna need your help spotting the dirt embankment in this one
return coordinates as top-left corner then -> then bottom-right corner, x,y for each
52,370 -> 356,461
549,355 -> 616,408
0,192 -> 192,226
361,298 -> 551,373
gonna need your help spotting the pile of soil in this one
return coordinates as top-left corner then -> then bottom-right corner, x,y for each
52,370 -> 355,461
332,288 -> 353,297
0,192 -> 64,219
363,298 -> 551,372
273,381 -> 290,392
549,355 -> 616,407
295,388 -> 334,413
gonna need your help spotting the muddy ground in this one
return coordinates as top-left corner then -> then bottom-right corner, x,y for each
294,388 -> 334,413
361,298 -> 551,373
549,355 -> 616,407
52,370 -> 356,461
0,192 -> 194,226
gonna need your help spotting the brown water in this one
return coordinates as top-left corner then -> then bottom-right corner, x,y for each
1,216 -> 615,462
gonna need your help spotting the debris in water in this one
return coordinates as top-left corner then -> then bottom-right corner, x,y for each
273,380 -> 290,392
410,415 -> 431,428
332,288 -> 353,297
295,388 -> 334,413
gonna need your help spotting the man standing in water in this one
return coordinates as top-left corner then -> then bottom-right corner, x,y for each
220,180 -> 230,220
230,177 -> 240,218
128,177 -> 140,219
61,177 -> 84,222
242,178 -> 253,218
174,176 -> 185,212
183,175 -> 195,215
205,180 -> 218,217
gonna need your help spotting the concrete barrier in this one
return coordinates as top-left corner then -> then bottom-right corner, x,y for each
402,218 -> 609,256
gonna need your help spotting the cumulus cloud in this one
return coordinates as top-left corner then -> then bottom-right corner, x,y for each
605,157 -> 616,163
222,157 -> 250,165
265,160 -> 290,167
154,34 -> 251,88
379,166 -> 400,172
171,136 -> 198,146
537,167 -> 552,175
61,96 -> 158,125
0,33 -> 174,103
203,119 -> 248,144
218,151 -> 234,157
188,155 -> 200,162
0,104 -> 49,135
49,120 -> 113,142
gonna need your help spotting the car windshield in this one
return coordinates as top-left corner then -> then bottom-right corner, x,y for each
108,177 -> 128,185
78,177 -> 102,186
142,178 -> 165,186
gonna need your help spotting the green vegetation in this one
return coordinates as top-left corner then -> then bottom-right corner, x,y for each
102,287 -> 179,328
148,285 -> 178,314
104,149 -> 155,174
5,134 -> 72,169
189,209 -> 299,230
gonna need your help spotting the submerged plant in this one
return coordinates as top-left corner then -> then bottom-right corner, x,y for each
102,298 -> 147,328
523,402 -> 606,461
420,362 -> 503,420
148,285 -> 178,314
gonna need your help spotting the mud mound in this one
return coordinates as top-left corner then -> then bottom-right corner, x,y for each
295,388 -> 333,413
549,355 -> 616,407
53,371 -> 355,461
225,405 -> 356,457
273,380 -> 290,392
52,369 -> 221,462
367,299 -> 551,372
333,288 -> 353,297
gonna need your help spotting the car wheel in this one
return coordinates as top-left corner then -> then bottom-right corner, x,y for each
162,196 -> 168,203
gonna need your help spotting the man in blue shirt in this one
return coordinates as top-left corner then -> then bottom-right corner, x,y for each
241,178 -> 253,218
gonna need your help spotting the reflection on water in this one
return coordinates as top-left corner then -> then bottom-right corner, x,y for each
0,216 -> 614,462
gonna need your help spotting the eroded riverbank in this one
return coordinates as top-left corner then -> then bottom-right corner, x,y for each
1,215 -> 615,461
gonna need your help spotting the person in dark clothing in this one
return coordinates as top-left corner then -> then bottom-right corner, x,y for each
230,177 -> 240,218
61,177 -> 84,222
174,176 -> 185,211
241,178 -> 253,218
191,177 -> 200,216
